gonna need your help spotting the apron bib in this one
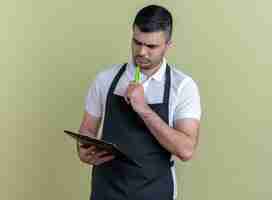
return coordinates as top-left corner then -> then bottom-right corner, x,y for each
91,64 -> 174,200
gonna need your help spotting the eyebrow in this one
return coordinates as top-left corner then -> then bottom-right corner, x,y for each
133,38 -> 159,48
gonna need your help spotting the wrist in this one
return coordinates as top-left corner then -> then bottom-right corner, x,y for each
136,104 -> 153,118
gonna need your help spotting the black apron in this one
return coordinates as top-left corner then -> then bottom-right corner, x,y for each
90,64 -> 174,200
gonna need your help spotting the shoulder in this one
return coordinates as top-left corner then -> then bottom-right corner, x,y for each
95,64 -> 124,82
169,64 -> 202,121
85,63 -> 125,96
91,63 -> 124,88
169,64 -> 199,92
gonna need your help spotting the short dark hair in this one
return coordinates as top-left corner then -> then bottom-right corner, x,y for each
133,5 -> 173,41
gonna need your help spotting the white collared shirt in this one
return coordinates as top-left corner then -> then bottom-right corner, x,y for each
85,58 -> 201,127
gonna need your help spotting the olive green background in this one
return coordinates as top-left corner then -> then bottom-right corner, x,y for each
1,0 -> 271,199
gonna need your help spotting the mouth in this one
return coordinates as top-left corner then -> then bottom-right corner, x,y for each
135,56 -> 150,65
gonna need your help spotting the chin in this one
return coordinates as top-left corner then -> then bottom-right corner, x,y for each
139,64 -> 153,69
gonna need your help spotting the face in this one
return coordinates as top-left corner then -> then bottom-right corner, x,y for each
131,26 -> 172,70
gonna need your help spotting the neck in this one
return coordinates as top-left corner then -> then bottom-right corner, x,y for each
141,64 -> 161,78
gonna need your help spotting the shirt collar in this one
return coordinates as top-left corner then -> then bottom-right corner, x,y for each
127,57 -> 167,82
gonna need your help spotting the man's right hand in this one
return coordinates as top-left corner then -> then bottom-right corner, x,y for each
77,143 -> 115,166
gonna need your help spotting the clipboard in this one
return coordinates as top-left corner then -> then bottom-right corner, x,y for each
64,130 -> 141,167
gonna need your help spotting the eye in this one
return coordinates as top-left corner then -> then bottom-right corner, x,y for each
133,39 -> 142,45
133,38 -> 158,49
146,45 -> 157,49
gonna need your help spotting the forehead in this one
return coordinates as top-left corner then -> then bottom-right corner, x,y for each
132,26 -> 167,45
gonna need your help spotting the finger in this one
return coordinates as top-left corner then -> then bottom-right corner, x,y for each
79,153 -> 95,165
85,146 -> 97,155
85,150 -> 114,165
94,155 -> 115,166
95,150 -> 111,157
124,90 -> 130,104
79,143 -> 91,149
85,153 -> 98,165
90,151 -> 113,165
90,150 -> 109,161
79,144 -> 95,151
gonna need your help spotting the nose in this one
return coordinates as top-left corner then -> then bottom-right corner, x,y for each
138,45 -> 147,56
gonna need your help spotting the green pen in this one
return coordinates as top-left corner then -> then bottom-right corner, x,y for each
134,65 -> 141,83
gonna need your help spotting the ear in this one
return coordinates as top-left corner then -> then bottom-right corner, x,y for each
166,40 -> 173,50
166,40 -> 173,48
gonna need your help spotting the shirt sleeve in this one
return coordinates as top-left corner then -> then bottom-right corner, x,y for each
173,78 -> 202,121
85,76 -> 103,118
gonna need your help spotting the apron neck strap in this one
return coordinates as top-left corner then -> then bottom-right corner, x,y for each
107,63 -> 171,105
163,64 -> 171,106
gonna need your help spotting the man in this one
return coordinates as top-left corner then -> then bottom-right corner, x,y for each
78,5 -> 201,200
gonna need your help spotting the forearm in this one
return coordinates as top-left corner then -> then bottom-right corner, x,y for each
78,112 -> 101,137
137,106 -> 196,161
